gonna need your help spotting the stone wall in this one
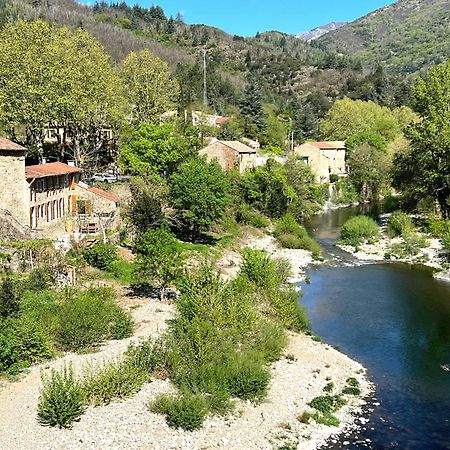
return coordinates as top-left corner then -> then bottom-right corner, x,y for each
199,142 -> 237,171
0,150 -> 30,229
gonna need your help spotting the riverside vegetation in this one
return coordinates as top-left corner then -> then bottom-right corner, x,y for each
36,249 -> 309,429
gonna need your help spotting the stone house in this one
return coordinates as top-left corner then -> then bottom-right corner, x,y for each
0,137 -> 120,238
199,139 -> 257,173
294,141 -> 347,183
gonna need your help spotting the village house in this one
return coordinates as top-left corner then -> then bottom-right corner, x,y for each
0,137 -> 119,238
294,141 -> 347,183
199,139 -> 257,173
192,111 -> 230,128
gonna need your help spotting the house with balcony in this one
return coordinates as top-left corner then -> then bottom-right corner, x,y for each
0,137 -> 119,239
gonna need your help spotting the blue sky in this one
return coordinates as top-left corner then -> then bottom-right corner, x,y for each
85,0 -> 396,36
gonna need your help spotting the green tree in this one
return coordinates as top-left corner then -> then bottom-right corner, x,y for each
0,20 -> 124,166
120,49 -> 180,124
134,228 -> 184,300
240,160 -> 296,218
348,143 -> 391,203
240,77 -> 266,139
118,123 -> 197,176
393,60 -> 450,218
125,176 -> 168,235
170,158 -> 229,234
320,98 -> 402,142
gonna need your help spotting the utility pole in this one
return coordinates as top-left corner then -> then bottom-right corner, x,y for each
203,47 -> 208,106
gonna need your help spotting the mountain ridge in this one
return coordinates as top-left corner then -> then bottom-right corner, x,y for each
296,22 -> 347,42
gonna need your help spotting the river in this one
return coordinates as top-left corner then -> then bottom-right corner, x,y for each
301,208 -> 450,450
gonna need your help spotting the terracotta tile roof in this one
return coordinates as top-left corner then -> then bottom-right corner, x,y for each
220,140 -> 257,154
215,116 -> 230,125
88,186 -> 120,203
0,137 -> 26,152
309,141 -> 346,149
25,162 -> 81,179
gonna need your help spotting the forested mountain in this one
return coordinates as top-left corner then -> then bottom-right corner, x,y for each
316,0 -> 450,74
1,0 -> 445,141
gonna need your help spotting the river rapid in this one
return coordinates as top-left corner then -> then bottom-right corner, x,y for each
301,208 -> 450,450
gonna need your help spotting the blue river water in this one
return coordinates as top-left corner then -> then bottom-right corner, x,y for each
301,209 -> 450,450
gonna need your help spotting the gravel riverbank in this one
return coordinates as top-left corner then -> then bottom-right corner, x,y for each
0,235 -> 373,450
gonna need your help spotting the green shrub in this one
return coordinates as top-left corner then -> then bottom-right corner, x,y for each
342,386 -> 361,396
37,364 -> 85,428
308,395 -> 346,414
346,377 -> 359,387
340,216 -> 380,246
323,382 -> 334,393
0,317 -> 53,375
240,248 -> 282,289
227,353 -> 270,401
56,288 -> 133,352
83,243 -> 118,271
269,288 -> 309,332
312,412 -> 340,427
124,338 -> 165,374
236,203 -> 270,229
150,392 -> 209,431
274,213 -> 303,237
274,214 -> 321,258
82,359 -> 147,406
27,268 -> 56,292
0,277 -> 21,318
387,211 -> 415,238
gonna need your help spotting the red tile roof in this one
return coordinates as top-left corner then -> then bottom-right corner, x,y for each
309,141 -> 346,149
0,137 -> 26,152
88,186 -> 120,203
215,116 -> 230,125
25,162 -> 81,179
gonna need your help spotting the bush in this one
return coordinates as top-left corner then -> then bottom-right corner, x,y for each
56,288 -> 133,352
236,204 -> 270,229
150,392 -> 209,431
387,211 -> 415,238
340,216 -> 380,246
83,359 -> 147,406
0,277 -> 21,318
270,288 -> 309,332
83,243 -> 118,271
227,353 -> 270,401
274,214 -> 321,258
308,395 -> 346,414
37,364 -> 85,428
240,249 -> 282,289
0,318 -> 53,375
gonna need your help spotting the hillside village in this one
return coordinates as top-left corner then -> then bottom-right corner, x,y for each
0,1 -> 449,449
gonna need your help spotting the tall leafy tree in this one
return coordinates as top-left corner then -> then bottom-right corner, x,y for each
118,123 -> 198,176
120,49 -> 180,125
170,158 -> 229,234
393,60 -> 450,218
0,20 -> 124,166
240,77 -> 266,139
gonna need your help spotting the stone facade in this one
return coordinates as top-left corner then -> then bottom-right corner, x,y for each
199,140 -> 257,173
26,162 -> 80,230
294,141 -> 347,183
0,141 -> 30,229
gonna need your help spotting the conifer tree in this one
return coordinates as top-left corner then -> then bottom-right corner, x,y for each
240,77 -> 266,139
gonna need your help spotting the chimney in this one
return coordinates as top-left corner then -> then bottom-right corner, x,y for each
67,160 -> 76,167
